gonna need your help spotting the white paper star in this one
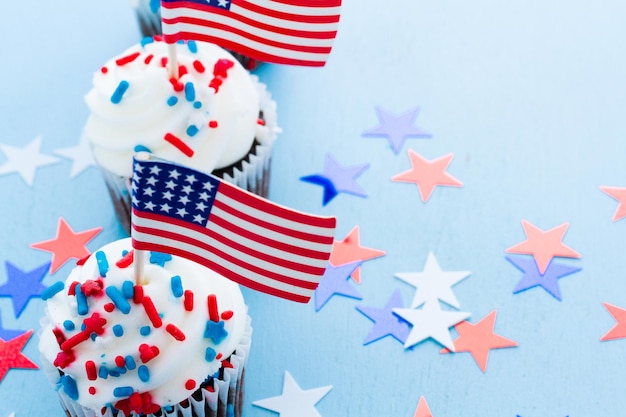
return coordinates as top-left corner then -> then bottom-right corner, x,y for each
253,371 -> 332,417
0,136 -> 60,185
393,301 -> 470,350
53,136 -> 96,178
395,252 -> 470,309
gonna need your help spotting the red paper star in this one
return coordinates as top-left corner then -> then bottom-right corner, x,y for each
440,310 -> 518,372
30,217 -> 102,274
413,396 -> 433,417
391,150 -> 463,202
600,302 -> 626,341
600,186 -> 626,222
0,330 -> 38,382
329,226 -> 385,283
505,219 -> 580,275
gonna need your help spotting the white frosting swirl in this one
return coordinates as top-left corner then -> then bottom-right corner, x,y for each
85,38 -> 270,178
38,238 -> 247,412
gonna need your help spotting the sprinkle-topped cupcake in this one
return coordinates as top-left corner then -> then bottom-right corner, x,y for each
84,37 -> 279,233
38,238 -> 252,417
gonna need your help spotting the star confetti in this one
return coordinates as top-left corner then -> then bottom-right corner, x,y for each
252,371 -> 332,417
600,302 -> 626,341
315,262 -> 362,311
54,136 -> 97,179
329,225 -> 385,284
362,106 -> 432,154
0,330 -> 38,382
600,186 -> 626,222
440,310 -> 518,372
0,136 -> 60,186
506,255 -> 581,301
391,150 -> 463,202
395,252 -> 470,309
0,261 -> 50,317
393,302 -> 470,350
0,315 -> 26,342
30,217 -> 102,274
413,396 -> 433,417
300,153 -> 369,205
505,220 -> 581,275
355,289 -> 410,345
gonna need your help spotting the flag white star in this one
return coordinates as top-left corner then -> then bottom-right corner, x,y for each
163,191 -> 174,200
144,201 -> 156,211
182,184 -> 193,194
146,176 -> 158,186
54,136 -> 96,179
165,180 -> 177,190
253,371 -> 332,417
179,195 -> 190,205
176,207 -> 188,217
203,182 -> 215,191
198,191 -> 210,201
143,187 -> 155,196
0,136 -> 60,185
149,165 -> 162,175
196,201 -> 208,211
160,203 -> 172,213
169,169 -> 180,179
185,174 -> 197,184
193,214 -> 205,223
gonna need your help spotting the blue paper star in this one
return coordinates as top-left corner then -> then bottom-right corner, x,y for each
315,262 -> 362,311
0,261 -> 50,317
149,251 -> 172,267
356,289 -> 410,345
506,255 -> 581,301
0,315 -> 26,341
362,106 -> 432,154
300,154 -> 369,205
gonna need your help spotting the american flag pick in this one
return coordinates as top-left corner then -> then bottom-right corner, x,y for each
130,155 -> 337,303
160,0 -> 342,67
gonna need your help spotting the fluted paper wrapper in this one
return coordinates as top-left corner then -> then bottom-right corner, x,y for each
43,316 -> 252,417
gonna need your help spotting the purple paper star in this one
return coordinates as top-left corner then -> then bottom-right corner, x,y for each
0,261 -> 50,317
362,106 -> 432,154
506,255 -> 581,301
356,289 -> 410,345
315,261 -> 362,311
301,154 -> 369,205
0,315 -> 26,341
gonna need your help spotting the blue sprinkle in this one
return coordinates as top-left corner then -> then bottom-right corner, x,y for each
193,101 -> 202,109
41,281 -> 64,300
141,36 -> 155,47
134,144 -> 151,153
187,40 -> 198,54
113,386 -> 134,398
164,405 -> 175,413
75,284 -> 89,316
63,320 -> 75,331
176,39 -> 185,44
116,366 -> 127,375
112,324 -> 124,337
109,369 -> 121,377
149,0 -> 160,12
140,326 -> 151,336
186,125 -> 199,137
204,320 -> 228,344
184,82 -> 196,102
150,252 -> 172,267
138,365 -> 150,382
98,366 -> 109,379
122,280 -> 135,299
95,251 -> 109,277
125,356 -> 136,370
167,96 -> 178,106
105,286 -> 131,314
61,375 -> 79,400
90,333 -> 98,341
205,347 -> 217,362
170,275 -> 184,297
111,80 -> 130,104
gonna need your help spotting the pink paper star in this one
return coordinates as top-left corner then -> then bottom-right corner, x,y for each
30,217 -> 102,274
391,150 -> 463,202
0,330 -> 38,382
600,302 -> 626,341
505,219 -> 580,274
413,396 -> 433,417
440,310 -> 518,372
329,226 -> 385,283
600,186 -> 626,222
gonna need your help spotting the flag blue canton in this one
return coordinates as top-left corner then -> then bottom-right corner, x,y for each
162,0 -> 231,10
131,160 -> 221,227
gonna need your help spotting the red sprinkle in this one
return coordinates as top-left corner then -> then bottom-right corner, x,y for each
133,285 -> 144,304
169,77 -> 184,92
160,56 -> 168,67
221,359 -> 233,369
76,255 -> 91,266
60,312 -> 107,352
215,353 -> 223,360
221,310 -> 234,320
85,360 -> 97,380
116,52 -> 141,66
185,379 -> 197,390
139,343 -> 160,363
80,279 -> 104,296
54,350 -> 76,368
115,355 -> 126,368
192,60 -> 205,73
68,281 -> 79,296
89,387 -> 96,395
208,120 -> 218,128
183,290 -> 194,311
207,294 -> 219,322
101,66 -> 108,74
178,65 -> 188,78
52,327 -> 66,347
257,118 -> 266,126
213,59 -> 234,78
144,54 -> 154,65
116,250 -> 134,268
142,296 -> 162,328
104,302 -> 115,313
166,323 -> 186,341
164,133 -> 194,157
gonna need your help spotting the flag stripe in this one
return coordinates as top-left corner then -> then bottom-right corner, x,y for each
231,0 -> 341,23
260,0 -> 342,10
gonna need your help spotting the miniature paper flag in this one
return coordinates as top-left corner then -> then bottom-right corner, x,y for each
131,155 -> 336,303
161,0 -> 342,67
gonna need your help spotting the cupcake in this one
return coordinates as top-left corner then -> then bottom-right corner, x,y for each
84,37 -> 279,234
128,1 -> 262,70
38,238 -> 252,417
